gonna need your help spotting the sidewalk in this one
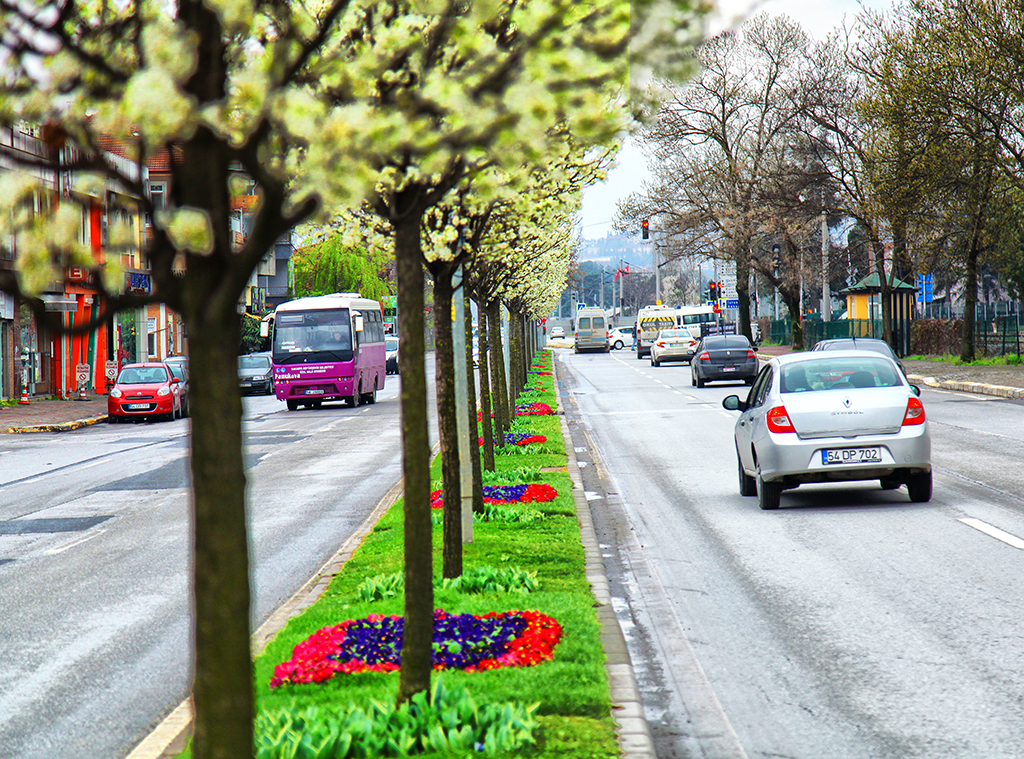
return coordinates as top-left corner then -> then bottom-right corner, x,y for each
757,345 -> 1024,400
1,395 -> 108,433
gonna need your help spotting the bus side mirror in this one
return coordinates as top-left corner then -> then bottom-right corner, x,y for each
259,322 -> 269,338
355,316 -> 365,332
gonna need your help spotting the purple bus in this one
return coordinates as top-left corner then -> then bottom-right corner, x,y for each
271,294 -> 387,411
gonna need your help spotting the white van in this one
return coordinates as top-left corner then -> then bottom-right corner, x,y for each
574,308 -> 610,353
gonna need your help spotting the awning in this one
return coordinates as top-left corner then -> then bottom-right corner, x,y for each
40,294 -> 79,312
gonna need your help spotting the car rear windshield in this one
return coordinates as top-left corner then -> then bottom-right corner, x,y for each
780,357 -> 902,393
385,338 -> 399,350
705,336 -> 749,350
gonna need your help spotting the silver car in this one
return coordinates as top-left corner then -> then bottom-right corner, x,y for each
650,328 -> 698,366
722,351 -> 931,510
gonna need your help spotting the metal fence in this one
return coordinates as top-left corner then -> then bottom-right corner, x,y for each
765,316 -> 1023,358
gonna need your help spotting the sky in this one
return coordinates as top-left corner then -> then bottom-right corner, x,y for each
578,0 -> 892,240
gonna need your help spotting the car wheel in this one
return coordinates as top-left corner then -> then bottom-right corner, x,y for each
637,350 -> 643,360
738,450 -> 756,496
756,464 -> 782,510
614,340 -> 624,350
691,371 -> 696,387
907,470 -> 932,503
650,355 -> 657,366
744,376 -> 755,386
348,389 -> 361,407
286,399 -> 299,411
696,374 -> 705,388
361,385 -> 377,405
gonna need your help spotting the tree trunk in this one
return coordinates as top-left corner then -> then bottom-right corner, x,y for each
465,289 -> 485,513
394,216 -> 433,705
477,303 -> 496,471
185,293 -> 253,759
488,301 -> 510,444
785,291 -> 803,350
961,246 -> 980,362
430,264 -> 462,580
736,249 -> 752,344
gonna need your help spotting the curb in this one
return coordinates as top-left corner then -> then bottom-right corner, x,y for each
551,354 -> 657,759
907,374 -> 1024,399
6,415 -> 107,434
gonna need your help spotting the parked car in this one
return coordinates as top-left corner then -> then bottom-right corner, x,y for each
812,337 -> 904,374
549,326 -> 566,339
385,336 -> 400,374
107,363 -> 183,422
609,326 -> 635,350
649,328 -> 697,366
164,359 -> 190,417
691,335 -> 759,386
722,350 -> 931,510
238,352 -> 274,395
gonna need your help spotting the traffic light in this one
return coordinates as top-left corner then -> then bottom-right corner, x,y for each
708,281 -> 719,301
641,219 -> 649,240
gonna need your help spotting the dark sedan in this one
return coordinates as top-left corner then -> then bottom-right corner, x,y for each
812,337 -> 905,374
238,352 -> 274,395
691,335 -> 759,387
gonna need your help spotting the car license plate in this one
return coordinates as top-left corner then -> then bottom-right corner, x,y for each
723,366 -> 736,371
822,447 -> 882,465
305,388 -> 325,395
127,403 -> 149,410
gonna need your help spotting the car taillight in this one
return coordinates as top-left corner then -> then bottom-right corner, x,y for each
699,351 -> 710,361
766,405 -> 795,433
746,350 -> 756,359
903,396 -> 926,426
656,341 -> 666,347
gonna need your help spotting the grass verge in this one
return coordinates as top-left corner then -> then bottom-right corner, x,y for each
178,349 -> 617,758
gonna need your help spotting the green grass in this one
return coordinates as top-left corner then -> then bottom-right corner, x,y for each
175,350 -> 616,758
904,353 -> 1024,366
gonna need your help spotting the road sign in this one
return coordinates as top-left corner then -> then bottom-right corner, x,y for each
76,363 -> 91,388
726,299 -> 739,309
104,361 -> 118,380
576,303 -> 586,314
916,273 -> 933,304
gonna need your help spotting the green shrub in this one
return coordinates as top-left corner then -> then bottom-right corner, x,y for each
356,572 -> 404,603
358,565 -> 538,601
255,679 -> 539,758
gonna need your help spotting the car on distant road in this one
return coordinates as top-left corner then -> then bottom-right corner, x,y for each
691,335 -> 758,386
649,329 -> 697,366
165,359 -> 190,417
812,337 -> 905,374
238,352 -> 274,395
609,326 -> 635,350
549,326 -> 566,339
385,336 -> 400,374
107,363 -> 183,422
722,350 -> 931,510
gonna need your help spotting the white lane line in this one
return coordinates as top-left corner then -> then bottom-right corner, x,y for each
44,529 -> 106,555
959,518 -> 1024,550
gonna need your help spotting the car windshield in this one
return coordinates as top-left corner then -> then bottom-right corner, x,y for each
660,330 -> 684,338
167,364 -> 186,381
239,355 -> 271,369
118,367 -> 167,384
822,340 -> 895,358
385,338 -> 399,350
780,357 -> 902,393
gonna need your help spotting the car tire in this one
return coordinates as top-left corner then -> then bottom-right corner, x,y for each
650,355 -> 658,366
744,376 -> 755,386
696,375 -> 705,388
757,464 -> 782,510
637,350 -> 643,360
348,389 -> 361,407
738,450 -> 756,496
907,470 -> 932,503
614,340 -> 624,350
286,399 -> 299,411
691,371 -> 696,387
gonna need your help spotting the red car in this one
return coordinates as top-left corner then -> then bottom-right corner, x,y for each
107,363 -> 183,423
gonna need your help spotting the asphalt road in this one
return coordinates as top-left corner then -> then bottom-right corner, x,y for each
0,360 -> 434,759
558,347 -> 1024,759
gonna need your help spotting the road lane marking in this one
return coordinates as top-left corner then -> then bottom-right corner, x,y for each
44,528 -> 107,555
959,518 -> 1024,550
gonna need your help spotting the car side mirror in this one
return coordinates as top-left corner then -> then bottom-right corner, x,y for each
722,395 -> 747,412
170,377 -> 180,385
910,384 -> 921,397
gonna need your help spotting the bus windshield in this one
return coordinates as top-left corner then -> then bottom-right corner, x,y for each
273,309 -> 354,364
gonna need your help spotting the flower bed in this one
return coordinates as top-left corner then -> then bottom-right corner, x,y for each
478,432 -> 546,447
270,609 -> 563,688
514,401 -> 554,416
431,483 -> 557,509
